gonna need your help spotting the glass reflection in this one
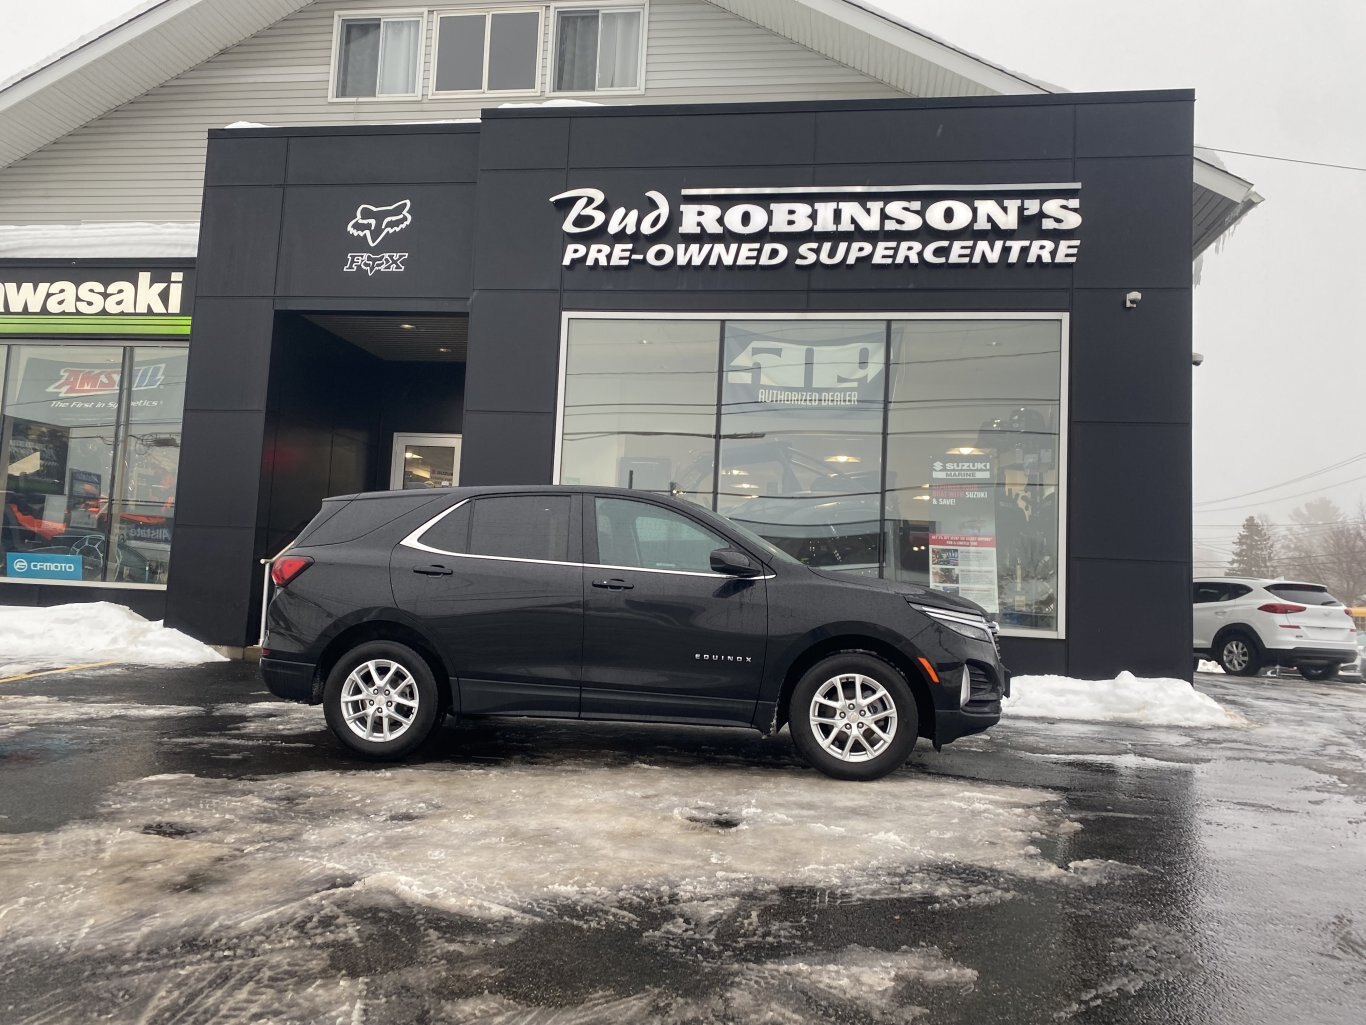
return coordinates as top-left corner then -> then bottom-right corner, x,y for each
559,319 -> 720,506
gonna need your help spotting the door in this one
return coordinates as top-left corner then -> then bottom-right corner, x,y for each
1192,582 -> 1228,649
390,433 -> 462,490
581,495 -> 767,725
392,492 -> 583,716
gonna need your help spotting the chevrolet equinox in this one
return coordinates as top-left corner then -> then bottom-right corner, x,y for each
260,486 -> 1008,781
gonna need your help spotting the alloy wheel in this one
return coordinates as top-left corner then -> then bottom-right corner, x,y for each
340,659 -> 420,742
1223,639 -> 1250,673
808,673 -> 898,762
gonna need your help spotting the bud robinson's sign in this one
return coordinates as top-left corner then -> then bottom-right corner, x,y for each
550,183 -> 1083,269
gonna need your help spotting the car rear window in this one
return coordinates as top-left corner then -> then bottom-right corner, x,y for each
1266,584 -> 1343,606
297,496 -> 427,547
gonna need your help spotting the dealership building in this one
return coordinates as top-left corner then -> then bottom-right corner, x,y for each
0,0 -> 1259,679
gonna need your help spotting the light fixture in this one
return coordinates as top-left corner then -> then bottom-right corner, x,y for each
639,338 -> 651,345
825,454 -> 861,464
912,494 -> 932,501
400,322 -> 416,330
404,452 -> 421,460
733,483 -> 759,490
437,347 -> 451,354
951,447 -> 982,456
720,469 -> 750,477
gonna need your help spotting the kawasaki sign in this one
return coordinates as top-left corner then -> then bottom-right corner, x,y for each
0,267 -> 194,336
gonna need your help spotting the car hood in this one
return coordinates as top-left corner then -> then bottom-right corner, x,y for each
805,567 -> 993,619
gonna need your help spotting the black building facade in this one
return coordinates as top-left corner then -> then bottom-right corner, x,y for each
4,91 -> 1196,679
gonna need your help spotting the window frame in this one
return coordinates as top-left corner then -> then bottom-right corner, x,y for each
554,310 -> 1070,640
590,495 -> 735,576
329,8 -> 430,103
429,7 -> 545,98
547,2 -> 648,97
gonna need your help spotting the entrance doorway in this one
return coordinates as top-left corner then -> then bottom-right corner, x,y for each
391,433 -> 462,490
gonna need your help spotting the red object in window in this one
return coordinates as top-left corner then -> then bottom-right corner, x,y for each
270,556 -> 313,587
1258,603 -> 1307,615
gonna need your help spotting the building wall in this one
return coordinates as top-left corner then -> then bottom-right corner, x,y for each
0,0 -> 902,225
461,94 -> 1196,680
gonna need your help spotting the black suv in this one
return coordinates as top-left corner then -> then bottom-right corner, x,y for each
260,486 -> 1008,780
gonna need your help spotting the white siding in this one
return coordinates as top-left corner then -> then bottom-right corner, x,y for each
0,0 -> 904,225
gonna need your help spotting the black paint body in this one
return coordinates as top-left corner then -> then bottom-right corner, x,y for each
261,486 -> 1006,747
169,91 -> 1195,681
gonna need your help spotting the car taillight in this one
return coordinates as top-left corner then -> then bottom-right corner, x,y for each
271,556 -> 313,587
1258,602 -> 1307,615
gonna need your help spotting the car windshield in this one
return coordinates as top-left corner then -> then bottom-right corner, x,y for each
1266,584 -> 1343,606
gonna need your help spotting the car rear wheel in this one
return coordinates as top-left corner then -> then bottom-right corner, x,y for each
1217,633 -> 1261,677
788,653 -> 917,781
323,640 -> 440,759
1297,664 -> 1338,681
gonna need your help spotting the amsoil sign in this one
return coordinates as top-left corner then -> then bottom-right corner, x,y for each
551,183 -> 1083,269
0,272 -> 187,314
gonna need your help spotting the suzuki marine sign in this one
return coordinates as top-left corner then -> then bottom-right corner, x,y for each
550,183 -> 1083,269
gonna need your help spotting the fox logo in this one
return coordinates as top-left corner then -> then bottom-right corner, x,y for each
347,199 -> 412,248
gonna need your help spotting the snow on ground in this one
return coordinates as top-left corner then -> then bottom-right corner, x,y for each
0,694 -> 202,740
0,763 -> 1073,948
1004,672 -> 1241,727
0,602 -> 225,669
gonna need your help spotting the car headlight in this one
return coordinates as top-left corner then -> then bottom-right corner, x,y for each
910,603 -> 995,644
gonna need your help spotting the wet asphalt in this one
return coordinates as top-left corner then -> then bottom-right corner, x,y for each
0,662 -> 1363,1025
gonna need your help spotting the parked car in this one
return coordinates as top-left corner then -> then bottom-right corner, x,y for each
1192,577 -> 1358,679
260,486 -> 1009,780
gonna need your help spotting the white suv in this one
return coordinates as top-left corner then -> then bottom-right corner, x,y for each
1193,577 -> 1358,679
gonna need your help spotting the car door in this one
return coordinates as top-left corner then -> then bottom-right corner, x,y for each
1192,582 -> 1227,649
581,495 -> 767,725
391,492 -> 583,716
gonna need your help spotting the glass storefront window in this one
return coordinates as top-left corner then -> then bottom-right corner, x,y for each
558,315 -> 1065,637
1,342 -> 187,587
886,321 -> 1062,632
718,321 -> 886,575
560,319 -> 721,506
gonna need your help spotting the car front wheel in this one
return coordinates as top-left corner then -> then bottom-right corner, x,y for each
323,640 -> 440,759
1297,664 -> 1338,682
788,653 -> 918,781
1217,634 -> 1261,677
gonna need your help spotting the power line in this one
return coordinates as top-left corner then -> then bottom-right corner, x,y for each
1195,471 -> 1366,514
1195,451 -> 1366,506
1202,146 -> 1366,174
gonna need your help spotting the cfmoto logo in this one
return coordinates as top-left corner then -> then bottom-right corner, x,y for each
11,558 -> 27,572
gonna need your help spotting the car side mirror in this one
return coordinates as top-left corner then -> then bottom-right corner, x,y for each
710,547 -> 762,578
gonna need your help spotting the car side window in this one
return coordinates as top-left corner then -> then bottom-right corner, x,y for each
468,495 -> 572,562
416,502 -> 471,554
1193,583 -> 1225,604
1224,584 -> 1252,600
595,497 -> 728,573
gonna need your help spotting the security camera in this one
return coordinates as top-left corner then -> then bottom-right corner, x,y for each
1124,290 -> 1142,308
1191,351 -> 1205,367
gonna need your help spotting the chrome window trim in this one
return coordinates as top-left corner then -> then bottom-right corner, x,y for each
399,496 -> 774,579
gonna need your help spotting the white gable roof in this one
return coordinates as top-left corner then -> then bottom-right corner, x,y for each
0,0 -> 1258,252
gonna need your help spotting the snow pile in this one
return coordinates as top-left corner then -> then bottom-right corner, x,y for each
0,602 -> 226,666
1004,672 -> 1239,727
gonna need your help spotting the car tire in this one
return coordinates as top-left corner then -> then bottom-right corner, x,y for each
788,653 -> 918,781
1297,664 -> 1338,682
323,640 -> 440,759
1216,633 -> 1261,677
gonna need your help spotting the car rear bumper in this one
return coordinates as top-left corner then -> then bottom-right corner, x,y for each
1266,646 -> 1358,668
260,656 -> 321,703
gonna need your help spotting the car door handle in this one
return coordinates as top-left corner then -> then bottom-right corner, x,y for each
413,564 -> 454,576
592,578 -> 634,590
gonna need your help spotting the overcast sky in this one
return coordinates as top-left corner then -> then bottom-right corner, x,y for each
3,0 -> 1364,564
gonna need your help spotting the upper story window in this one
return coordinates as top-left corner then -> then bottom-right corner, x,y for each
334,12 -> 425,99
433,9 -> 543,94
552,6 -> 644,93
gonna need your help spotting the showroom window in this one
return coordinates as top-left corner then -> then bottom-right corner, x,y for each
558,315 -> 1065,636
334,13 -> 425,98
433,9 -> 542,94
552,6 -> 644,92
1,342 -> 187,587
